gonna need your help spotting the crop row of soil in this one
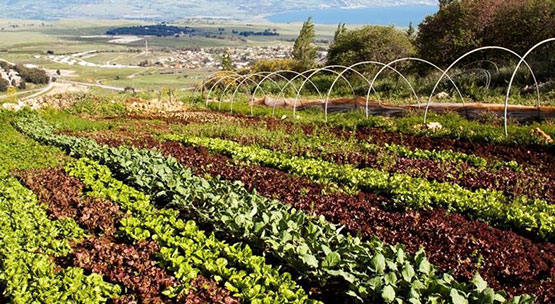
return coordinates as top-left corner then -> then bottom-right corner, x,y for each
15,168 -> 235,303
255,144 -> 552,202
222,113 -> 555,174
72,129 -> 555,303
103,112 -> 555,200
158,123 -> 553,202
323,153 -> 552,201
329,126 -> 554,172
110,111 -> 555,171
58,115 -> 554,203
118,111 -> 555,171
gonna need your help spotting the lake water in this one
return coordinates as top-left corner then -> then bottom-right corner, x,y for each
266,5 -> 438,27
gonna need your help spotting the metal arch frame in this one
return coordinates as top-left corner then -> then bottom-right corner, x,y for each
249,70 -> 323,115
202,71 -> 242,96
504,38 -> 555,136
194,71 -> 230,96
218,74 -> 250,110
325,61 -> 419,122
217,74 -> 269,110
461,60 -> 500,74
366,57 -> 465,118
205,72 -> 243,106
193,82 -> 204,96
293,65 -> 372,118
450,68 -> 492,91
229,72 -> 287,113
425,46 -> 541,125
264,69 -> 325,117
208,74 -> 244,107
273,67 -> 358,117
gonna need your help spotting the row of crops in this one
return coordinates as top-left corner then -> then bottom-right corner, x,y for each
1,110 -> 552,303
171,135 -> 553,240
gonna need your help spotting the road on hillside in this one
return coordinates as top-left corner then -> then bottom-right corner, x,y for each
21,81 -> 55,101
18,79 -> 127,102
63,80 -> 126,92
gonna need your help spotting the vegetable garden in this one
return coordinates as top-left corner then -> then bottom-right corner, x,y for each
0,97 -> 553,303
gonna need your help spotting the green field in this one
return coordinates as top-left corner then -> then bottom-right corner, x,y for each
0,18 -> 338,95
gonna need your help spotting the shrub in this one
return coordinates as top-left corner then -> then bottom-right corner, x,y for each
327,26 -> 415,67
13,64 -> 49,85
417,0 -> 555,72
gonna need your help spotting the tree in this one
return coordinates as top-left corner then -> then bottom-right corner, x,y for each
221,53 -> 234,71
13,64 -> 49,84
486,0 -> 555,56
439,0 -> 457,9
292,17 -> 317,69
327,26 -> 415,67
417,0 -> 555,68
334,23 -> 347,41
406,22 -> 415,39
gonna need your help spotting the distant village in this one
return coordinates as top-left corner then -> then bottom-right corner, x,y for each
147,45 -> 328,70
40,45 -> 327,71
150,46 -> 298,69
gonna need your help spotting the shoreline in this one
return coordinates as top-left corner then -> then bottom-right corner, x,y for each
260,4 -> 438,26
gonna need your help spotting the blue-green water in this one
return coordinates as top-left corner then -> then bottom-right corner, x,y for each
266,5 -> 438,27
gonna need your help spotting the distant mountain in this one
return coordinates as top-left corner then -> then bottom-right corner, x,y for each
0,0 -> 436,20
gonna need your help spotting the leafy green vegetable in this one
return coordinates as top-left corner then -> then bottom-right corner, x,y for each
0,171 -> 120,303
13,114 -> 536,304
174,135 -> 554,241
67,158 -> 316,304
